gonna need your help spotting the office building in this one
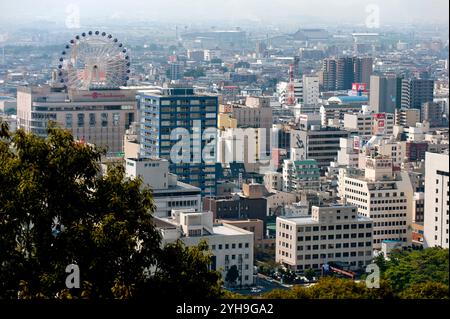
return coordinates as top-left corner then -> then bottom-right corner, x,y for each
421,102 -> 443,127
156,210 -> 254,286
423,152 -> 449,248
282,159 -> 320,192
139,86 -> 218,196
339,156 -> 414,250
16,85 -> 137,153
369,74 -> 398,113
125,157 -> 202,218
395,108 -> 420,127
276,204 -> 373,272
354,57 -> 373,88
203,183 -> 268,225
320,57 -> 373,91
400,78 -> 434,109
291,126 -> 350,171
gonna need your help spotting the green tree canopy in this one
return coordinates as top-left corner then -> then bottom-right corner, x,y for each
383,248 -> 449,292
0,123 -> 222,299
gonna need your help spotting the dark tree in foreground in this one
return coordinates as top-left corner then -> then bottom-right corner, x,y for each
0,123 -> 222,299
225,265 -> 240,287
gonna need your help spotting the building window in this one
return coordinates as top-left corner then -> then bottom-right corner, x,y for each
89,113 -> 96,127
65,113 -> 73,128
101,113 -> 108,127
113,113 -> 120,126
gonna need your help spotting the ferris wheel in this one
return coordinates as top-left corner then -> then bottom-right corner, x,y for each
57,31 -> 130,90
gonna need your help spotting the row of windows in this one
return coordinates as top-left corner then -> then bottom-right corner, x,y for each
371,199 -> 407,204
371,213 -> 407,218
300,242 -> 372,249
279,223 -> 373,236
167,200 -> 198,208
371,206 -> 407,212
374,229 -> 407,235
373,221 -> 407,227
211,243 -> 250,250
295,233 -> 372,241
297,223 -> 372,232
65,113 -> 120,128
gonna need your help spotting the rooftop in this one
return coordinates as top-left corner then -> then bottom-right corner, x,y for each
278,214 -> 372,225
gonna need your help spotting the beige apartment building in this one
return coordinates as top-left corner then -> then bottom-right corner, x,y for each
276,204 -> 373,272
423,152 -> 449,248
339,156 -> 414,250
16,85 -> 137,153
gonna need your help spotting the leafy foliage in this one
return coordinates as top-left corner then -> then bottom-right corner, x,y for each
225,265 -> 240,287
383,248 -> 449,292
261,249 -> 449,299
0,124 -> 223,299
141,240 -> 223,299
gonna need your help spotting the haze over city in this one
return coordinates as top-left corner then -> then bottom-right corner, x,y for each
0,0 -> 449,27
0,0 -> 448,312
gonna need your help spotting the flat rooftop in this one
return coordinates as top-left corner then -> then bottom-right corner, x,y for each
278,214 -> 372,225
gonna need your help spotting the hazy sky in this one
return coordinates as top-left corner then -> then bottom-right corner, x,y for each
0,0 -> 449,27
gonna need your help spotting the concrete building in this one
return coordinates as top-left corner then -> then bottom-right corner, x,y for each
395,108 -> 420,127
156,210 -> 254,286
354,57 -> 373,88
339,156 -> 414,250
421,102 -> 443,127
125,157 -> 202,218
203,183 -> 268,225
337,137 -> 360,168
343,111 -> 394,137
16,85 -> 137,153
401,78 -> 434,110
320,57 -> 372,91
369,74 -> 398,113
302,75 -> 320,106
423,152 -> 449,248
227,96 -> 273,130
291,126 -> 350,172
276,204 -> 373,272
264,171 -> 284,192
320,103 -> 362,127
282,159 -> 320,192
138,86 -> 218,196
265,191 -> 298,216
277,75 -> 319,107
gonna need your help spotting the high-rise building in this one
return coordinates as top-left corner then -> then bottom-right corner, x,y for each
369,74 -> 398,113
277,75 -> 319,106
138,86 -> 218,196
354,57 -> 373,88
336,57 -> 354,90
321,57 -> 373,91
339,156 -> 414,250
320,58 -> 337,91
421,102 -> 443,127
400,78 -> 434,109
423,152 -> 449,248
276,204 -> 373,272
302,75 -> 320,106
291,126 -> 349,171
168,62 -> 183,81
